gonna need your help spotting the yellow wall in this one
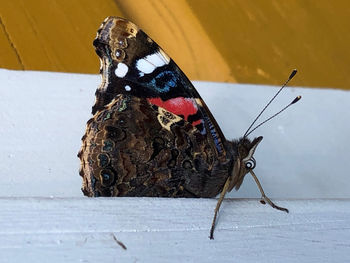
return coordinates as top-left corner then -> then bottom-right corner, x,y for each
0,0 -> 122,73
0,0 -> 349,89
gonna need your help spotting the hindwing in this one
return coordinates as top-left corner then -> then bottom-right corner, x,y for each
79,95 -> 230,197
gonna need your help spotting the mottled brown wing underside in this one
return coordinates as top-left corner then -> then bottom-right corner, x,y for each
79,95 -> 230,198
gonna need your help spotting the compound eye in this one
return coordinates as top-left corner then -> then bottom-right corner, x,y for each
245,157 -> 256,170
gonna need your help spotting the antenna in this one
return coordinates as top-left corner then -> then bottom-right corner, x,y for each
245,95 -> 301,137
243,69 -> 298,138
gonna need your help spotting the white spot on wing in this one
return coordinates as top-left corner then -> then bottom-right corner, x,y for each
136,49 -> 170,76
114,63 -> 128,78
136,59 -> 155,75
124,85 -> 131,91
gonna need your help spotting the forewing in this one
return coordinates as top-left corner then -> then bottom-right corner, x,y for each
92,17 -> 226,157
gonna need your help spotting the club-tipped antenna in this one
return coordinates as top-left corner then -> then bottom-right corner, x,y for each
243,69 -> 298,138
245,95 -> 301,137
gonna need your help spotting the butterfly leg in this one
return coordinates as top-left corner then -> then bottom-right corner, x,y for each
209,176 -> 232,240
250,170 -> 289,213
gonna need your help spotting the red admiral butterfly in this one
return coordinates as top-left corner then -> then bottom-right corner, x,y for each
78,17 -> 300,239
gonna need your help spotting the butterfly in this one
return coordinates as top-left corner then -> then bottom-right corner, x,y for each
78,16 -> 299,239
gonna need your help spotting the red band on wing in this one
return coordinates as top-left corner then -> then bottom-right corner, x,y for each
191,119 -> 202,126
148,97 -> 199,121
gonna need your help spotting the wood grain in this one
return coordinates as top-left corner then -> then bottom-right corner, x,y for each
1,1 -> 350,88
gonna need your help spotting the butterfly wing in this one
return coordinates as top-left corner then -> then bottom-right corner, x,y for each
79,94 -> 230,197
92,17 -> 226,157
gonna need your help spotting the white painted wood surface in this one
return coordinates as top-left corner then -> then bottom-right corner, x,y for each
1,197 -> 349,263
1,69 -> 350,199
1,69 -> 350,262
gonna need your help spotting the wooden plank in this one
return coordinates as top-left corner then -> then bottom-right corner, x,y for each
0,69 -> 349,262
1,1 -> 350,88
0,0 -> 122,73
0,198 -> 349,262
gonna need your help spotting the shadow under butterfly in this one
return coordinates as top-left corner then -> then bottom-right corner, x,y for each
78,17 -> 301,240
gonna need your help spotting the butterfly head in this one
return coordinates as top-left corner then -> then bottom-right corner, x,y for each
229,136 -> 263,191
228,70 -> 300,192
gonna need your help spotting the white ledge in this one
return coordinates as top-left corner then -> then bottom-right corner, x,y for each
1,197 -> 350,262
1,69 -> 350,262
